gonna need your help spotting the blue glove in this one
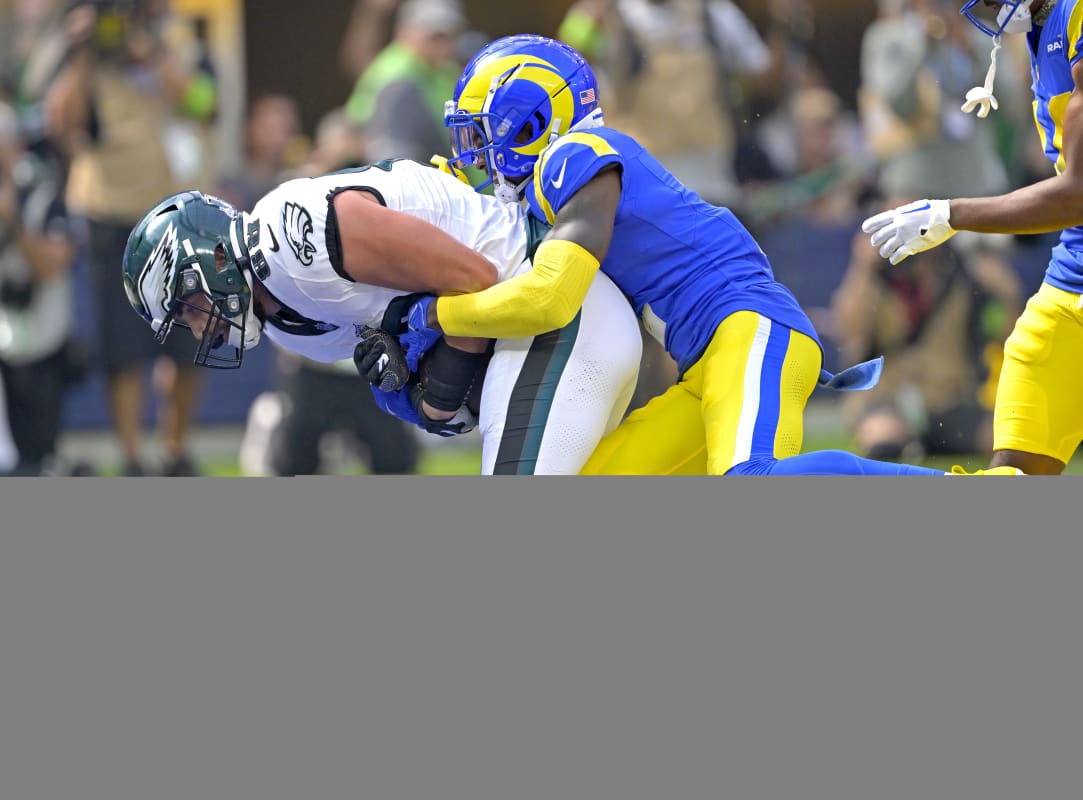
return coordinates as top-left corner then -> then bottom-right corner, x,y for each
369,381 -> 424,427
399,295 -> 442,372
368,381 -> 478,438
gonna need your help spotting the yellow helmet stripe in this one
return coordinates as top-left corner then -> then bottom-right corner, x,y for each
456,55 -> 577,159
457,55 -> 551,113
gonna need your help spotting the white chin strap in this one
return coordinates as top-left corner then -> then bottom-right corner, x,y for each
493,173 -> 525,204
963,5 -> 1033,120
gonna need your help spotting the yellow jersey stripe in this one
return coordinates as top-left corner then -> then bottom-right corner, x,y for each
533,132 -> 619,224
1068,2 -> 1083,61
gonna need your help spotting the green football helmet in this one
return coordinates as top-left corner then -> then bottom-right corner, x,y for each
123,190 -> 261,368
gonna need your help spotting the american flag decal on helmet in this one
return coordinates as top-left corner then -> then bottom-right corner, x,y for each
579,87 -> 595,105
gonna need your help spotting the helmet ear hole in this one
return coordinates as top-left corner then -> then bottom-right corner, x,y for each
513,111 -> 549,145
513,119 -> 535,145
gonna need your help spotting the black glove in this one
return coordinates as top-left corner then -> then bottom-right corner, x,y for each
354,326 -> 411,392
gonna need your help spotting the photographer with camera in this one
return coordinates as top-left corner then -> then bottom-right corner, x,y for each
0,95 -> 82,476
44,0 -> 220,476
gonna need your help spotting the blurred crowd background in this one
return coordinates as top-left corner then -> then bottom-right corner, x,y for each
0,0 -> 1062,475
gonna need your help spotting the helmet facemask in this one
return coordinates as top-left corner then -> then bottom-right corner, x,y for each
163,249 -> 254,369
444,74 -> 555,204
960,1 -> 1034,38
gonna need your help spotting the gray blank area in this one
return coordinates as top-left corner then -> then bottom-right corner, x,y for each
1,478 -> 1077,800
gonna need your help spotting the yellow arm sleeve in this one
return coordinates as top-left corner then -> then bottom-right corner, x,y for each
435,239 -> 600,339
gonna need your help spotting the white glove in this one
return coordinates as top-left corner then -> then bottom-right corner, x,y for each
961,85 -> 998,119
861,199 -> 956,266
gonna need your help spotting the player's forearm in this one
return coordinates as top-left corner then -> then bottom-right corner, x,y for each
432,239 -> 600,339
949,174 -> 1083,235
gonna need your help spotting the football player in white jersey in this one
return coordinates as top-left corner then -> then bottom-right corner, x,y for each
121,158 -> 642,474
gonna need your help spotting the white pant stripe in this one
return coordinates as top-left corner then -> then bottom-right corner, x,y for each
731,315 -> 773,468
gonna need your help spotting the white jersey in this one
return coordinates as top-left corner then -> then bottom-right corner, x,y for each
246,159 -> 531,362
240,158 -> 643,474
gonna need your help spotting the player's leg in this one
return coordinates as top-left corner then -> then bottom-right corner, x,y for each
90,220 -> 156,474
3,352 -> 67,473
152,354 -> 204,475
478,269 -> 642,474
987,285 -> 1083,471
0,364 -> 17,473
987,283 -> 1083,474
578,380 -> 710,474
269,359 -> 325,476
703,312 -> 945,476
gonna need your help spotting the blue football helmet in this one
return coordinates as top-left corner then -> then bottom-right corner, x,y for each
444,34 -> 602,202
961,0 -> 1034,38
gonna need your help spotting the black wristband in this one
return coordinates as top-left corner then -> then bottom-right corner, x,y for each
420,339 -> 488,413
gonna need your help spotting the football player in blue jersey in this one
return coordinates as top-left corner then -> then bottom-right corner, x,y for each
379,34 -> 970,475
863,0 -> 1080,475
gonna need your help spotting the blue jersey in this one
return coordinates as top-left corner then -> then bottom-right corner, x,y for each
1028,1 -> 1083,293
524,127 -> 821,373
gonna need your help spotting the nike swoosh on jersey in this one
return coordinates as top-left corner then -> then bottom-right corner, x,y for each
267,226 -> 280,252
550,159 -> 569,189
